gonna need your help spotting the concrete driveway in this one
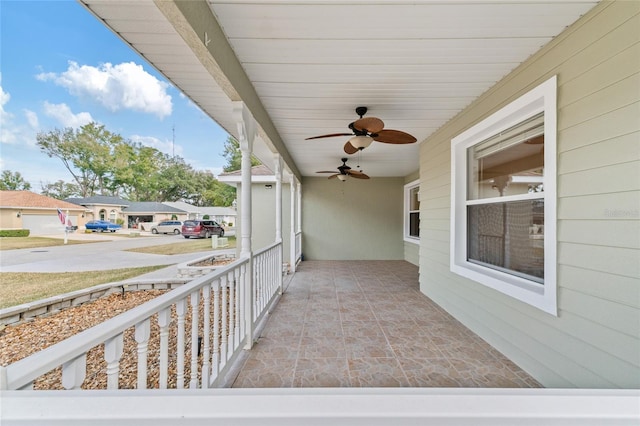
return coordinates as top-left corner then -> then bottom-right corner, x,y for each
0,232 -> 212,276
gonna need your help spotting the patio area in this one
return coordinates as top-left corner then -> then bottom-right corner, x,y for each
232,260 -> 541,388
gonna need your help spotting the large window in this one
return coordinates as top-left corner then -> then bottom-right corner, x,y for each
451,76 -> 557,315
404,180 -> 420,242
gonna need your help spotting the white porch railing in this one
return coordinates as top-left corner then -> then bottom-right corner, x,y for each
253,242 -> 282,326
0,243 -> 283,391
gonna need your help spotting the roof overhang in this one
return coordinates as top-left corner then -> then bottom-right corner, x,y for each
79,0 -> 599,179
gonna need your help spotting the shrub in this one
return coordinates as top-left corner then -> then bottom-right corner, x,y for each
203,215 -> 210,220
0,229 -> 30,237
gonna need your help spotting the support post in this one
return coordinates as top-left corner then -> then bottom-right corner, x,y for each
290,178 -> 297,273
234,102 -> 256,350
274,154 -> 283,293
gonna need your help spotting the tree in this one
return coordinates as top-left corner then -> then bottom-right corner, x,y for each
185,170 -> 235,207
40,180 -> 81,199
0,170 -> 31,190
36,122 -> 124,197
222,136 -> 261,172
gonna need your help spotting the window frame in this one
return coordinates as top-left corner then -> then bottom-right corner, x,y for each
450,76 -> 557,315
404,179 -> 420,244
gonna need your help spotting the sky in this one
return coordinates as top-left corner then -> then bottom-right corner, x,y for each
0,0 -> 231,192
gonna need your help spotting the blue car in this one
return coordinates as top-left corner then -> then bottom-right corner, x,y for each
85,220 -> 122,233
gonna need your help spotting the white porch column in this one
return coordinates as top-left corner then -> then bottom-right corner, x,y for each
297,182 -> 302,234
274,154 -> 283,294
233,102 -> 256,350
289,177 -> 297,273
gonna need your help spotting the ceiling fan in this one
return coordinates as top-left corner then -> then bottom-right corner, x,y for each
316,158 -> 369,181
306,106 -> 417,154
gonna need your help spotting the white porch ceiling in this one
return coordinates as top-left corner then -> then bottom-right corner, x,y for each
80,0 -> 599,179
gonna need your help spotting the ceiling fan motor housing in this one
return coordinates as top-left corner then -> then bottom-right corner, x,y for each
355,106 -> 368,118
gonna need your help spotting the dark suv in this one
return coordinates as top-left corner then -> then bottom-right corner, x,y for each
181,220 -> 224,239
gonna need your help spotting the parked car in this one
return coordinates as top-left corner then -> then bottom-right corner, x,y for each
150,220 -> 183,235
85,220 -> 122,233
181,219 -> 224,239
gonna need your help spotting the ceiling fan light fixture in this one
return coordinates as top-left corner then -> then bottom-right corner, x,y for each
349,135 -> 373,149
337,174 -> 347,181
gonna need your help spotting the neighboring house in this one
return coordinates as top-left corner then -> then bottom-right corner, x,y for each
122,202 -> 187,230
0,191 -> 87,235
67,197 -> 235,230
162,201 -> 202,220
197,206 -> 237,226
65,196 -> 130,224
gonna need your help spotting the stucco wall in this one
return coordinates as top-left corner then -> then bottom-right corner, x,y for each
418,0 -> 639,388
302,176 -> 404,260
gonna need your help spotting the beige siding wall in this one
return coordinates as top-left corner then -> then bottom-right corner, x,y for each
419,0 -> 639,388
302,177 -> 404,260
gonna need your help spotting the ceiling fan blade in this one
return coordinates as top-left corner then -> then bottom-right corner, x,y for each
348,170 -> 370,179
306,133 -> 353,140
353,117 -> 384,134
343,141 -> 358,154
373,129 -> 417,144
328,174 -> 339,179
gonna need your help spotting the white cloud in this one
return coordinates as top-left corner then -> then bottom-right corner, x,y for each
43,102 -> 94,128
0,77 -> 39,146
24,109 -> 39,128
130,134 -> 183,157
37,61 -> 172,118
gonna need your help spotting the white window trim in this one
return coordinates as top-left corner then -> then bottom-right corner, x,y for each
450,76 -> 557,316
404,179 -> 420,244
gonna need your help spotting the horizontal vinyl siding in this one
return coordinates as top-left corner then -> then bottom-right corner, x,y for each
419,0 -> 640,388
404,242 -> 419,266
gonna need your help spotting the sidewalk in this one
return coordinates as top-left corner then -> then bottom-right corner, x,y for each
0,233 -> 215,275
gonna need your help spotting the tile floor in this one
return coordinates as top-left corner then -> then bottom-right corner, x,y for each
232,260 -> 541,388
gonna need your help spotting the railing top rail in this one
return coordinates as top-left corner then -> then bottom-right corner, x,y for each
2,256 -> 250,390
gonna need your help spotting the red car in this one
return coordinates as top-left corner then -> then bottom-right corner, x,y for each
181,220 -> 224,239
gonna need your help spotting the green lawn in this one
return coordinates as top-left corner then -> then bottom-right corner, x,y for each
126,236 -> 236,255
0,266 -> 168,309
0,236 -> 95,250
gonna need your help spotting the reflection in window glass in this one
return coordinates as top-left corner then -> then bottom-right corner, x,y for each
468,113 -> 544,200
467,199 -> 544,282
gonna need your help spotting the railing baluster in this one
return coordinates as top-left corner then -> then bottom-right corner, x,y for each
189,291 -> 200,389
158,308 -> 170,389
62,354 -> 86,390
238,264 -> 245,338
228,271 -> 235,354
104,334 -> 124,390
135,319 -> 151,390
176,298 -> 187,389
234,267 -> 241,343
212,279 -> 221,379
202,285 -> 211,387
220,274 -> 228,365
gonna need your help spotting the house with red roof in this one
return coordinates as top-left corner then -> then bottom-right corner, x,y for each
0,191 -> 87,235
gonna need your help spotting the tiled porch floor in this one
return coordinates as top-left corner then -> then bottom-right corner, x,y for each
232,260 -> 541,388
